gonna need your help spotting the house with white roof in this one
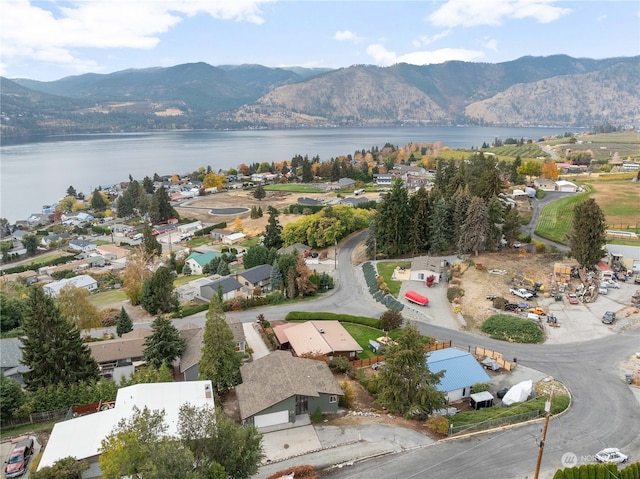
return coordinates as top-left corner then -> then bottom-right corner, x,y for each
223,232 -> 246,245
43,274 -> 98,297
38,381 -> 215,477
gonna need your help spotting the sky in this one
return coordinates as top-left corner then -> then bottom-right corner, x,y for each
1,0 -> 639,81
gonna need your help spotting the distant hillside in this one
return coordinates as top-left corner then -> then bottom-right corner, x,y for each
2,55 -> 638,141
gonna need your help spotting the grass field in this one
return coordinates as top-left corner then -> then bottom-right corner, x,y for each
341,323 -> 402,359
376,261 -> 411,297
264,184 -> 325,193
186,237 -> 211,248
89,289 -> 127,306
0,420 -> 56,440
174,274 -> 205,287
535,181 -> 640,244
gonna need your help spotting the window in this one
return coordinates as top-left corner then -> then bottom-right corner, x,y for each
349,351 -> 355,357
329,395 -> 337,404
418,273 -> 424,280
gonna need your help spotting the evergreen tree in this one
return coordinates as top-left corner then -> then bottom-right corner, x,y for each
330,158 -> 341,181
374,178 -> 411,256
408,186 -> 431,255
253,183 -> 266,200
143,316 -> 186,369
142,176 -> 155,194
301,156 -> 313,183
451,187 -> 471,247
142,224 -> 162,257
567,198 -> 607,268
182,262 -> 192,276
22,234 -> 38,255
216,260 -> 230,276
21,287 -> 99,390
457,196 -> 490,256
486,196 -> 505,251
140,266 -> 178,315
198,296 -> 242,393
270,259 -> 282,291
0,373 -> 25,422
116,306 -> 133,337
116,190 -> 134,218
376,324 -> 446,416
263,205 -> 283,249
149,186 -> 177,224
90,188 -> 107,210
502,205 -> 521,245
429,197 -> 450,255
66,185 -> 77,198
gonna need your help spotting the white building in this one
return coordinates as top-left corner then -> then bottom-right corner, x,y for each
38,381 -> 215,477
43,274 -> 98,297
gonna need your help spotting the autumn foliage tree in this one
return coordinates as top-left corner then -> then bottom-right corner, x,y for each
57,285 -> 102,336
123,246 -> 153,306
541,160 -> 559,180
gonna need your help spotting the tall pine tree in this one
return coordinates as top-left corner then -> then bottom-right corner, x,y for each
567,198 -> 607,268
375,178 -> 410,256
116,306 -> 133,337
198,296 -> 242,393
263,206 -> 283,249
143,316 -> 186,369
21,287 -> 99,390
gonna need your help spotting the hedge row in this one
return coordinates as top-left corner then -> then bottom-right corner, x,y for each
285,311 -> 381,328
363,262 -> 404,311
481,314 -> 544,343
3,254 -> 77,274
553,462 -> 639,479
194,222 -> 228,237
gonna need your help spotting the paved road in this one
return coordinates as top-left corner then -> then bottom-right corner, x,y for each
522,191 -> 571,252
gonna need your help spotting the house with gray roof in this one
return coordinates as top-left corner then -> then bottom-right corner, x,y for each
236,264 -> 272,294
236,350 -> 343,429
88,329 -> 150,383
69,239 -> 97,254
199,276 -> 243,302
277,243 -> 310,256
0,338 -> 29,384
337,178 -> 356,189
409,256 -> 448,284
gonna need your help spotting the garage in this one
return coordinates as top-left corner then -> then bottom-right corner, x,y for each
253,410 -> 289,428
555,180 -> 577,192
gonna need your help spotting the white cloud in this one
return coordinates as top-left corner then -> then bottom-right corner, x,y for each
334,30 -> 359,41
0,0 -> 273,74
366,44 -> 484,66
428,0 -> 571,27
484,37 -> 498,52
412,30 -> 452,47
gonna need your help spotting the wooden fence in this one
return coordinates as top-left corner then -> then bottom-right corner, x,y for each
475,347 -> 516,371
1,408 -> 68,429
351,340 -> 452,369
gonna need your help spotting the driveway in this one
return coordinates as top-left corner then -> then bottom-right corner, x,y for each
243,322 -> 270,359
0,435 -> 40,478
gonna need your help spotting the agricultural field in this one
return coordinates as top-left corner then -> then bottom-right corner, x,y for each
543,130 -> 640,162
535,180 -> 640,244
485,143 -> 548,159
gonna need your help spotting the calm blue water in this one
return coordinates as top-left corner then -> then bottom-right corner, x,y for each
0,126 -> 570,222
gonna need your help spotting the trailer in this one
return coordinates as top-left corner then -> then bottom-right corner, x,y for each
405,290 -> 429,306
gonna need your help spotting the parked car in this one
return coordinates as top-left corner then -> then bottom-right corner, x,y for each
595,448 -> 628,464
504,303 -> 519,312
528,307 -> 546,316
513,242 -> 522,248
598,286 -> 608,295
602,311 -> 616,324
510,288 -> 534,300
602,280 -> 620,289
634,276 -> 640,285
567,293 -> 579,305
4,438 -> 34,478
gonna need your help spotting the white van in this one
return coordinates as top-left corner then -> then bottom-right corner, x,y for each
354,188 -> 365,196
132,233 -> 143,241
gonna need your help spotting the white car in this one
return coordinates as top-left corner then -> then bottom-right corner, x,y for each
602,280 -> 620,289
510,288 -> 534,300
595,448 -> 628,464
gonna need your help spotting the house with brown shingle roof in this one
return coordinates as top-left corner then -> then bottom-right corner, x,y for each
235,350 -> 343,429
272,320 -> 362,359
87,329 -> 150,383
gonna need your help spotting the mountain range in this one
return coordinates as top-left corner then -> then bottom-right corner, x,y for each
1,55 -> 638,141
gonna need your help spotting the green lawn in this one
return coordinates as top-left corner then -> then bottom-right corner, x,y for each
0,420 -> 56,440
341,323 -> 402,359
241,236 -> 261,248
535,188 -> 591,243
89,289 -> 127,306
186,237 -> 211,248
264,184 -> 324,193
376,261 -> 411,297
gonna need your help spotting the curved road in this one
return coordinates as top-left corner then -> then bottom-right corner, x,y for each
126,231 -> 639,478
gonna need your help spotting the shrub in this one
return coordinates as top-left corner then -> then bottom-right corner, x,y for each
339,380 -> 355,408
380,309 -> 403,330
492,297 -> 508,310
100,308 -> 119,327
310,406 -> 323,423
471,382 -> 490,393
447,287 -> 464,303
481,314 -> 544,343
285,311 -> 381,328
329,356 -> 350,373
266,465 -> 317,479
425,415 -> 449,435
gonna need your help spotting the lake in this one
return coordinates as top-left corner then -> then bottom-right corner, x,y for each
0,126 -> 570,222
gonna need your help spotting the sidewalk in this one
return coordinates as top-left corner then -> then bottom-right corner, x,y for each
254,423 -> 434,478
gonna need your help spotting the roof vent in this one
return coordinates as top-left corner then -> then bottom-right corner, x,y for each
319,328 -> 325,333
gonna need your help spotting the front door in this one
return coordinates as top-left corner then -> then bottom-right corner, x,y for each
295,395 -> 308,415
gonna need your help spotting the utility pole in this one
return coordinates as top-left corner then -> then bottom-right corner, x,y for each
534,392 -> 553,479
334,238 -> 337,270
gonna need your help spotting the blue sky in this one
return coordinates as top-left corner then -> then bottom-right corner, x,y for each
1,0 -> 639,81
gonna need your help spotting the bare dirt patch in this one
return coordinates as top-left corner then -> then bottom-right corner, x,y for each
452,252 -> 560,331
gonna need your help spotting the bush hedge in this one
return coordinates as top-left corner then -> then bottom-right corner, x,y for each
447,287 -> 465,303
552,462 -> 639,479
3,254 -> 76,274
285,311 -> 381,328
481,314 -> 544,343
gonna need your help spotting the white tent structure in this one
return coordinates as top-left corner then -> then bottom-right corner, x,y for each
502,379 -> 532,406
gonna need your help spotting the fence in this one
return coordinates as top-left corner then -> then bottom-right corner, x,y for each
351,340 -> 452,369
449,410 -> 540,436
1,408 -> 68,429
475,346 -> 516,371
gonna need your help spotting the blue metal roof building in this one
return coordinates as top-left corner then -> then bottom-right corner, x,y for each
427,348 -> 491,401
